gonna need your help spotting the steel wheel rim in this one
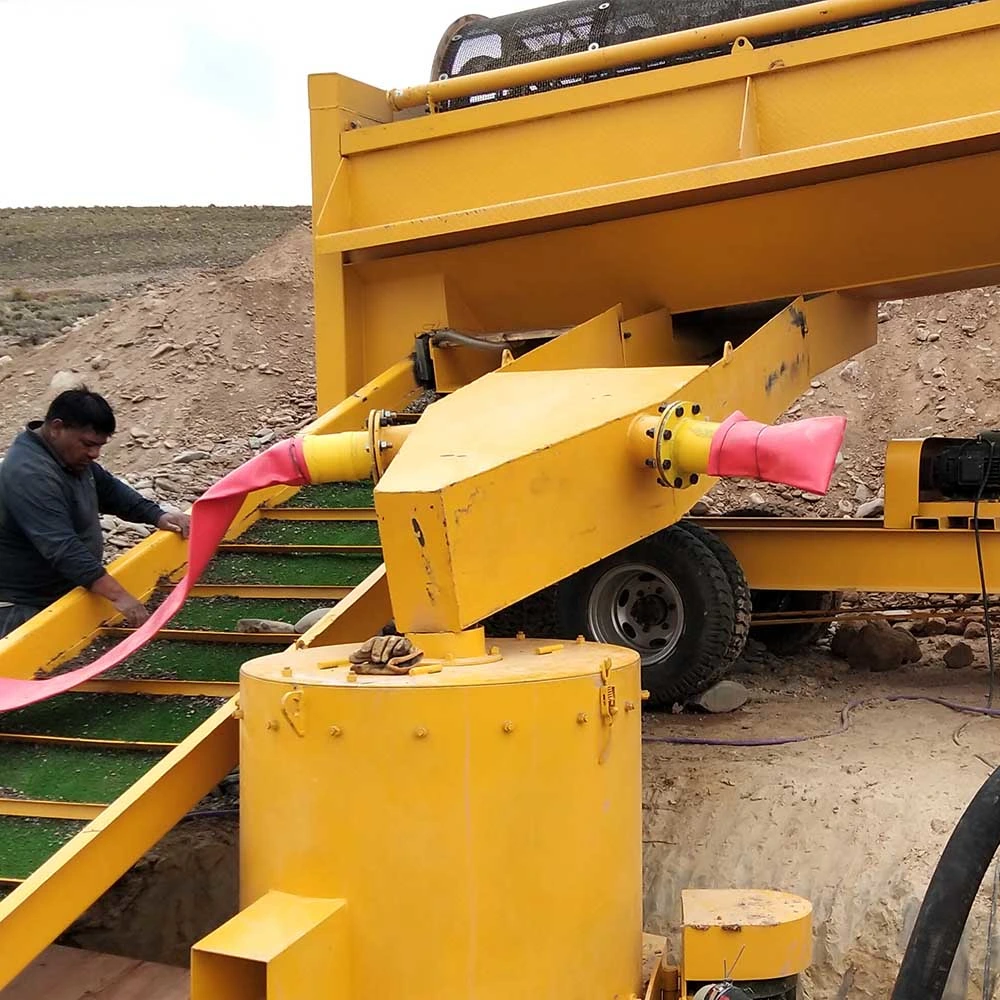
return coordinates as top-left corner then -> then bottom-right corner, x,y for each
585,562 -> 684,665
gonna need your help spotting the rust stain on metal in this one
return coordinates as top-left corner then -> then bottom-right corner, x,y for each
788,305 -> 808,336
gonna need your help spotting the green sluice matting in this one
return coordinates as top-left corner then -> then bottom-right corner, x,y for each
168,596 -> 333,631
0,816 -> 87,880
0,694 -> 227,743
237,519 -> 380,546
0,744 -> 166,803
201,552 -> 382,587
57,636 -> 278,682
278,482 -> 375,508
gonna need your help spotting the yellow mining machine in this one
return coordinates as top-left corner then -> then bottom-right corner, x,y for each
3,0 -> 1000,997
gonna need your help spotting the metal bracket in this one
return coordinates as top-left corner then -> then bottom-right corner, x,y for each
599,657 -> 618,725
281,688 -> 306,737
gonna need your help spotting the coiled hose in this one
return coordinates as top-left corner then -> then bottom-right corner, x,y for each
891,766 -> 1000,1000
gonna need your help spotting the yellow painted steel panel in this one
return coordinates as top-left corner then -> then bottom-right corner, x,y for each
239,639 -> 642,1000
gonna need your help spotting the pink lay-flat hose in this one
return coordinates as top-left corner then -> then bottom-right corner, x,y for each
0,438 -> 310,713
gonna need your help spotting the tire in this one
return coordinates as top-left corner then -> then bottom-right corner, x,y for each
676,519 -> 751,674
555,527 -> 736,708
725,506 -> 842,653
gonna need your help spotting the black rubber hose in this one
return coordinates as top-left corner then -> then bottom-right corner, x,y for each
891,765 -> 1000,1000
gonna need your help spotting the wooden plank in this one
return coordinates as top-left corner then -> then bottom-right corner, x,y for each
0,945 -> 188,1000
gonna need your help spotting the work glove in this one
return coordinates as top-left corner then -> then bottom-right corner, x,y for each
349,634 -> 423,674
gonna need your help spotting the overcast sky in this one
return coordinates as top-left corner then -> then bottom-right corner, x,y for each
0,0 -> 502,207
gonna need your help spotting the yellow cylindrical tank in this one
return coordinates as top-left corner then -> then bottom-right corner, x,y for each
239,638 -> 643,1000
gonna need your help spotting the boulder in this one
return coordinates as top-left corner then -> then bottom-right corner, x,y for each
944,642 -> 974,669
847,621 -> 921,672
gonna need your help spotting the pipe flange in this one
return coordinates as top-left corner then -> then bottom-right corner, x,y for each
368,409 -> 392,483
654,399 -> 708,489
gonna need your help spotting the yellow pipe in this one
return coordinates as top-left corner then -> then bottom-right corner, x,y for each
300,423 -> 415,486
300,431 -> 371,484
388,0 -> 937,110
672,419 -> 717,477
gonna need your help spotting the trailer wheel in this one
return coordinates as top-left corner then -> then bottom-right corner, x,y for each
726,506 -> 842,653
676,520 -> 752,674
556,527 -> 736,707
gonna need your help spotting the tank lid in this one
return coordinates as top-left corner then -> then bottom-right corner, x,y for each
241,637 -> 637,688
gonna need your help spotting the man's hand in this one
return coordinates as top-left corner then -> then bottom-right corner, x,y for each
113,593 -> 150,627
157,512 -> 191,539
89,573 -> 150,628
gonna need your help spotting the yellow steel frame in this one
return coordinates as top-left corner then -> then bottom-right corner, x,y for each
0,703 -> 238,988
7,0 -> 1000,989
703,517 -> 1000,592
376,294 -> 872,634
309,0 -> 1000,409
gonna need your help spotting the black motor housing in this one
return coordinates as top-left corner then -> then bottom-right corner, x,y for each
926,436 -> 1000,501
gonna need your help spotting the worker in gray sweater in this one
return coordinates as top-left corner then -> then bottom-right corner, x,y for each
0,389 -> 190,639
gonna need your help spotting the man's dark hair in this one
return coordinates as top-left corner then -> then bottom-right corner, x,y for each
44,389 -> 116,435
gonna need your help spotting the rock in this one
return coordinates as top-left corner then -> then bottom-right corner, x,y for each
810,379 -> 823,389
847,621 -> 921,672
130,426 -> 150,440
964,620 -> 987,639
149,342 -> 178,359
916,329 -> 929,343
49,370 -> 85,394
962,323 -> 978,334
0,355 -> 13,369
927,332 -> 941,343
944,642 -> 974,669
838,499 -> 854,513
945,621 -> 967,636
294,607 -> 336,633
172,450 -> 210,464
688,501 -> 711,516
802,492 -> 822,502
935,310 -> 949,323
856,498 -> 885,519
153,477 -> 186,494
854,483 -> 874,502
688,680 -> 750,714
831,622 -> 863,659
747,492 -> 766,507
912,617 -> 947,637
236,619 -> 297,635
840,361 -> 861,381
250,429 -> 276,447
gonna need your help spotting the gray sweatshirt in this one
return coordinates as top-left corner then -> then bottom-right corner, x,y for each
0,422 -> 165,607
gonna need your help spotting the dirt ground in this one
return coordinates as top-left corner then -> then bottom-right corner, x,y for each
4,209 -> 1000,996
645,653 -> 1000,999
